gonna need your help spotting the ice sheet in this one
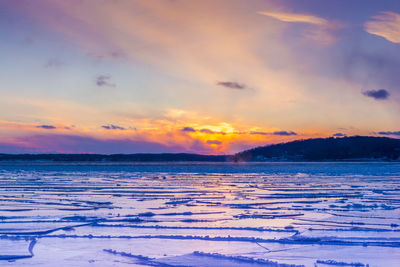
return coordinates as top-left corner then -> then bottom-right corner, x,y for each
0,162 -> 399,266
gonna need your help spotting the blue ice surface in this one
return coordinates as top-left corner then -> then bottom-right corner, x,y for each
1,161 -> 399,266
1,162 -> 400,176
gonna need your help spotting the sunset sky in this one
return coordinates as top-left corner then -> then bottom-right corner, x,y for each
1,0 -> 400,154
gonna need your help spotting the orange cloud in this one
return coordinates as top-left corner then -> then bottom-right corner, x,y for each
0,115 -> 306,154
4,1 -> 387,154
258,10 -> 342,45
257,11 -> 328,25
365,11 -> 400,43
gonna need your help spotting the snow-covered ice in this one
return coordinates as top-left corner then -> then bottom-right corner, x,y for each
0,162 -> 400,266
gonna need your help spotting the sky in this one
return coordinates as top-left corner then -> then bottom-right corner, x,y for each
1,0 -> 400,154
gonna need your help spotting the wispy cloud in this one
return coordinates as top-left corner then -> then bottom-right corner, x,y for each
181,127 -> 196,132
362,89 -> 390,100
273,131 -> 297,136
333,132 -> 346,137
250,130 -> 297,136
250,131 -> 268,135
199,128 -> 226,135
378,131 -> 400,136
206,140 -> 222,145
199,128 -> 214,134
216,81 -> 246,90
365,12 -> 400,44
258,11 -> 341,45
96,75 -> 115,87
88,50 -> 125,61
36,125 -> 56,130
258,11 -> 327,25
101,124 -> 125,130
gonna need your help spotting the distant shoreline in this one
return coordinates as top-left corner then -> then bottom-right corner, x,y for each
1,136 -> 400,163
0,158 -> 399,164
0,153 -> 228,163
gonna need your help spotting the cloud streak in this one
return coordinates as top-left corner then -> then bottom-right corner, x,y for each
216,81 -> 246,90
273,131 -> 297,136
181,127 -> 196,132
250,131 -> 268,135
101,124 -> 126,130
250,130 -> 297,136
199,128 -> 225,135
96,75 -> 115,87
258,11 -> 327,25
365,12 -> 400,44
36,125 -> 56,130
258,10 -> 341,45
206,140 -> 222,145
378,131 -> 400,136
333,133 -> 346,137
199,128 -> 214,134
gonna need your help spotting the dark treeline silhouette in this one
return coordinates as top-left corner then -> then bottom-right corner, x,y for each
1,136 -> 400,162
233,136 -> 400,161
0,153 -> 227,162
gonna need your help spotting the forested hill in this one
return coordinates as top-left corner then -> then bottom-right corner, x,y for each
233,136 -> 400,161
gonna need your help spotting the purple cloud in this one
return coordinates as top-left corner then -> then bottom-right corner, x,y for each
199,128 -> 214,134
273,131 -> 297,136
36,125 -> 56,130
181,127 -> 196,132
88,51 -> 125,61
206,140 -> 222,145
199,129 -> 226,135
216,81 -> 246,90
250,131 -> 268,135
96,75 -> 115,87
250,131 -> 297,136
333,132 -> 346,137
378,131 -> 400,136
362,89 -> 390,100
101,124 -> 126,130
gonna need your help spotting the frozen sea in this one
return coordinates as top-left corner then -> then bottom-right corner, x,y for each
0,162 -> 400,267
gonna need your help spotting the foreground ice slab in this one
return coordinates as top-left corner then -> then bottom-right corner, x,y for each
0,162 -> 399,266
